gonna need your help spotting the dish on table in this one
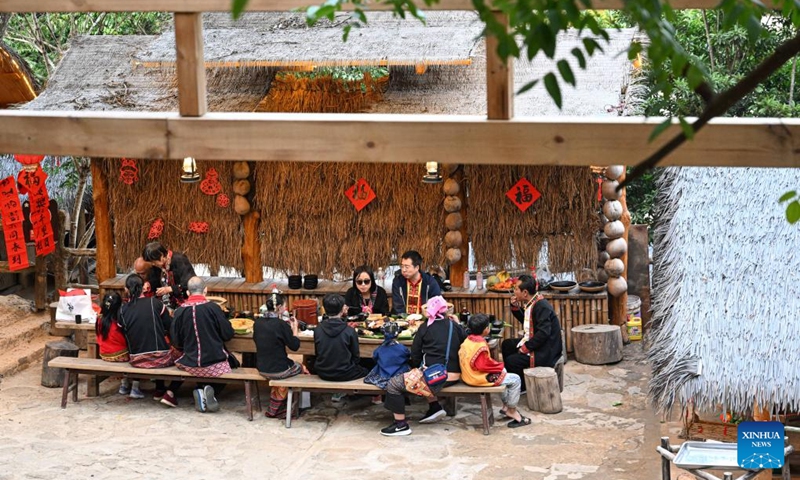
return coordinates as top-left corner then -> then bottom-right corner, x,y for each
230,318 -> 254,335
549,280 -> 578,292
578,281 -> 607,293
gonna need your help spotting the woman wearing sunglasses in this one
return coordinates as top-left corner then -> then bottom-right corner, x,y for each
344,265 -> 390,317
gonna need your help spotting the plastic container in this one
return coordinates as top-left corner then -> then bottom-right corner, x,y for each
626,295 -> 641,321
626,316 -> 642,341
293,299 -> 319,325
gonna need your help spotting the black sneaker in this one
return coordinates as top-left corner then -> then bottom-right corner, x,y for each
380,422 -> 412,436
419,405 -> 446,424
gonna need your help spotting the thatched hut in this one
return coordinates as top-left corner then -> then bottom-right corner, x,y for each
648,167 -> 800,422
0,43 -> 36,107
20,12 -> 637,282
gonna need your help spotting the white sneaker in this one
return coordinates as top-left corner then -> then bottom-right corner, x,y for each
129,388 -> 145,399
192,388 -> 207,412
118,384 -> 131,395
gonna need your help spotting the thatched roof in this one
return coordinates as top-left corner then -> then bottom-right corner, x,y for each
0,42 -> 37,107
648,167 -> 800,416
137,12 -> 480,68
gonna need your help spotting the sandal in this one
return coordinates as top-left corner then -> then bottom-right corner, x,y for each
498,409 -> 511,419
507,415 -> 531,428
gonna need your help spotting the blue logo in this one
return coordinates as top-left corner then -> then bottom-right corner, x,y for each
738,421 -> 784,469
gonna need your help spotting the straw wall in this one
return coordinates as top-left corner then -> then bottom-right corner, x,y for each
254,162 -> 444,276
100,159 -> 244,273
254,72 -> 387,113
468,165 -> 599,274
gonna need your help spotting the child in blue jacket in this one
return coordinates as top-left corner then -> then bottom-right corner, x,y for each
364,322 -> 411,391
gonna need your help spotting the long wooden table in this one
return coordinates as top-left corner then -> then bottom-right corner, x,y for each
100,275 -> 608,353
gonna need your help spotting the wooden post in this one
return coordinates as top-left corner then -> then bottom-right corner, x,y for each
242,211 -> 262,283
174,12 -> 207,117
485,11 -> 514,120
90,159 -> 115,284
448,165 -> 468,288
54,210 -> 67,296
660,437 -> 671,480
611,170 -> 631,343
34,253 -> 46,310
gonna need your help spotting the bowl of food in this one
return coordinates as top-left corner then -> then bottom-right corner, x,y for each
549,280 -> 577,293
230,318 -> 254,335
579,281 -> 607,293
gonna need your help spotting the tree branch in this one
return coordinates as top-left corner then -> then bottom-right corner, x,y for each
0,13 -> 10,41
622,30 -> 800,188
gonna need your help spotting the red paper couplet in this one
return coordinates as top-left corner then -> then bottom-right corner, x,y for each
18,167 -> 55,256
344,178 -> 376,212
0,176 -> 30,270
505,178 -> 541,213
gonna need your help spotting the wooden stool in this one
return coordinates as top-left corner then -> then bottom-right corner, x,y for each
41,340 -> 79,387
524,367 -> 562,414
571,324 -> 623,365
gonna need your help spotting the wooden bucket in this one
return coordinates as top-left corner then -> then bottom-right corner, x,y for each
293,299 -> 319,325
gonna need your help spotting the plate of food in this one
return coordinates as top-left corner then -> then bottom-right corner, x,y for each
230,318 -> 254,335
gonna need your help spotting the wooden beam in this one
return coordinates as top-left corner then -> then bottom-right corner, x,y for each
2,111 -> 800,168
448,166 -> 468,288
0,0 -> 734,13
241,211 -> 263,283
90,159 -> 116,284
174,13 -> 207,117
486,12 -> 513,120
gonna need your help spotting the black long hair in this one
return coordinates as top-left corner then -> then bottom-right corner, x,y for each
97,291 -> 122,340
125,274 -> 144,305
266,293 -> 286,312
351,265 -> 377,293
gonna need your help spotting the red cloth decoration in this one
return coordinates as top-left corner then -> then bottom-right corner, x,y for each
506,178 -> 541,213
188,222 -> 209,234
216,193 -> 230,208
18,166 -> 55,256
200,168 -> 222,195
148,218 -> 164,240
0,176 -> 30,270
344,178 -> 376,212
119,159 -> 139,185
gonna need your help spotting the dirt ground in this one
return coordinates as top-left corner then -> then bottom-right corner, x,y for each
0,340 -> 689,480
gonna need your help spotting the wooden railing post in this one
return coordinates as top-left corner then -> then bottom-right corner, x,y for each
174,12 -> 207,117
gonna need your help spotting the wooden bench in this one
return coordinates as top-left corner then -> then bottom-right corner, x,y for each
270,375 -> 505,435
48,356 -> 266,420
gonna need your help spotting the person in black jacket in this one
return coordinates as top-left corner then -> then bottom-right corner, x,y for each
142,242 -> 196,309
381,295 -> 466,437
171,277 -> 235,413
344,266 -> 390,316
502,274 -> 563,392
118,274 -> 181,402
254,292 -> 305,418
313,294 -> 368,382
391,250 -> 442,315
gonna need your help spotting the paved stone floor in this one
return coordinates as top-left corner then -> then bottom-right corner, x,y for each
0,342 -> 679,479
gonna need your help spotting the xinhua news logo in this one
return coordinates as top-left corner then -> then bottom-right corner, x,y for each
738,421 -> 785,469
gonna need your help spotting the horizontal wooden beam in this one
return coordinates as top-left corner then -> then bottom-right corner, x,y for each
1,110 -> 799,168
0,0 -> 735,13
65,248 -> 96,257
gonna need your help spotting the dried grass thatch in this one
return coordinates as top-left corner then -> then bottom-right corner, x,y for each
100,159 -> 244,273
648,167 -> 800,417
468,166 -> 599,274
255,72 -> 387,113
254,162 -> 444,276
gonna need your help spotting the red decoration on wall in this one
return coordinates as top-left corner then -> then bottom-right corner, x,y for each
216,193 -> 230,208
188,222 -> 209,234
344,178 -> 376,212
148,218 -> 164,240
200,168 -> 222,195
0,176 -> 30,270
17,166 -> 55,256
505,178 -> 541,213
13,154 -> 45,172
119,159 -> 139,185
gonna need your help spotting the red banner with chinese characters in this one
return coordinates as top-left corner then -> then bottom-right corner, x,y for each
505,178 -> 541,213
18,167 -> 55,256
0,176 -> 30,270
345,178 -> 376,212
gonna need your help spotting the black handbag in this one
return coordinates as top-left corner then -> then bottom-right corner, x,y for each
227,351 -> 241,369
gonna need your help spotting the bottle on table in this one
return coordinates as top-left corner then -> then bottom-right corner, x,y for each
462,270 -> 470,290
476,270 -> 484,290
459,305 -> 470,326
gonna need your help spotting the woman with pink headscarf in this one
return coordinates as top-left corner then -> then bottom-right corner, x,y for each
379,295 -> 467,437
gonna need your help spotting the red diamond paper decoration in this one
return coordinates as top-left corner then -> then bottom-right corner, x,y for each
345,178 -> 376,212
506,178 -> 541,212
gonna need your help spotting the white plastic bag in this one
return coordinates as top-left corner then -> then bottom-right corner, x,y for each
55,289 -> 97,324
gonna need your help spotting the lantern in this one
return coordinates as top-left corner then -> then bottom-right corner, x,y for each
14,154 -> 45,172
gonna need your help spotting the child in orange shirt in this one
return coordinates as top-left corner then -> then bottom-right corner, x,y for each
459,313 -> 530,428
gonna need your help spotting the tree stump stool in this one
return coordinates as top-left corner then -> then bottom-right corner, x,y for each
571,324 -> 623,365
524,367 -> 562,414
41,340 -> 79,387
